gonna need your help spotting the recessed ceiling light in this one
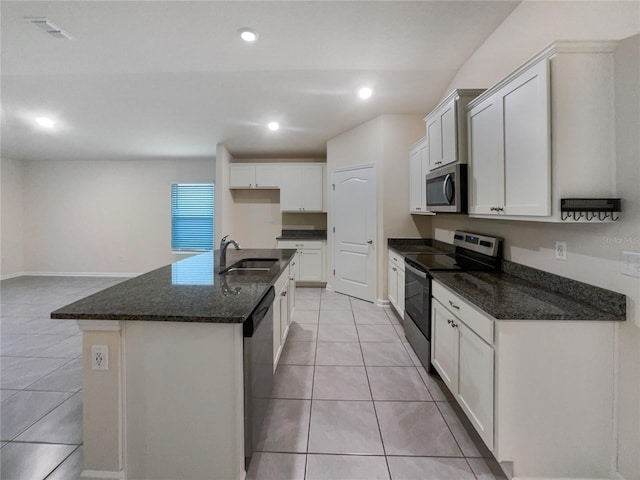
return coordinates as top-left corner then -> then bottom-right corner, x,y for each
239,28 -> 258,42
35,116 -> 55,128
268,122 -> 280,131
358,87 -> 373,100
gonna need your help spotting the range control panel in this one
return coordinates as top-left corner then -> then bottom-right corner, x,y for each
453,230 -> 502,258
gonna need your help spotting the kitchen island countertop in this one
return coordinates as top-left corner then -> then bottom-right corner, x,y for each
51,248 -> 296,323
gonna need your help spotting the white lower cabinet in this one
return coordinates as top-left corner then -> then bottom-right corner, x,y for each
432,279 -> 617,479
276,240 -> 325,283
273,264 -> 291,369
387,249 -> 405,317
432,296 -> 494,450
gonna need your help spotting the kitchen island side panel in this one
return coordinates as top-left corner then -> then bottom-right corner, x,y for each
124,321 -> 245,480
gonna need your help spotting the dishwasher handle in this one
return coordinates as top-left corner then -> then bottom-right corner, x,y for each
243,287 -> 275,337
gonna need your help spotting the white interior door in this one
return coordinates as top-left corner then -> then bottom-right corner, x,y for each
332,164 -> 376,302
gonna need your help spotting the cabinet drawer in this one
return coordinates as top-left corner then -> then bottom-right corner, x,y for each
432,281 -> 493,344
388,249 -> 405,271
277,240 -> 323,250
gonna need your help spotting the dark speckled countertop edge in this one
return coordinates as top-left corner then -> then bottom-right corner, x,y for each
276,230 -> 327,241
432,270 -> 626,321
51,249 -> 297,324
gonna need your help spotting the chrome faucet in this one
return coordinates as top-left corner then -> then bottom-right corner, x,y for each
219,235 -> 241,266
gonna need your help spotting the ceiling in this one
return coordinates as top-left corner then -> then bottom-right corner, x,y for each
0,1 -> 520,162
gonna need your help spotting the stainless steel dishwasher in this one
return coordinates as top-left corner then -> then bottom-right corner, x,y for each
243,286 -> 275,469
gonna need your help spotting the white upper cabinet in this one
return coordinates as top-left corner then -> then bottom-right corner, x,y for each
229,164 -> 281,189
467,41 -> 618,222
424,89 -> 484,171
408,137 -> 433,214
469,59 -> 550,217
280,164 -> 325,212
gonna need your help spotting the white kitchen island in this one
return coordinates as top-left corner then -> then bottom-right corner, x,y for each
52,249 -> 295,480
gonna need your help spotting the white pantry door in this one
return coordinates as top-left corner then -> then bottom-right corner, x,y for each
332,164 -> 376,302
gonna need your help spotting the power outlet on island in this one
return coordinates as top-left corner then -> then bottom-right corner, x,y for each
555,241 -> 567,261
91,345 -> 109,371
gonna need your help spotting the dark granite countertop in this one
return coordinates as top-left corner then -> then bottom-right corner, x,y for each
432,270 -> 626,321
51,249 -> 296,324
276,230 -> 327,241
387,238 -> 453,255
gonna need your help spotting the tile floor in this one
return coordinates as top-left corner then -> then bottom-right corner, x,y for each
248,287 -> 507,480
1,275 -> 127,480
1,278 -> 507,480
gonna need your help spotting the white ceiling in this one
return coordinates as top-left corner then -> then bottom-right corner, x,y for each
1,1 -> 520,161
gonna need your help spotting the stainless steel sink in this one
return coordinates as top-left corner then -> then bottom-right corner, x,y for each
221,258 -> 279,274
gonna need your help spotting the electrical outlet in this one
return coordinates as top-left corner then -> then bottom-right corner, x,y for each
555,241 -> 567,261
91,345 -> 109,371
621,251 -> 640,278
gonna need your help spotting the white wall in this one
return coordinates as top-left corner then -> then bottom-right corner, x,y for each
327,114 -> 431,301
434,3 -> 640,477
1,158 -> 25,278
22,158 -> 214,275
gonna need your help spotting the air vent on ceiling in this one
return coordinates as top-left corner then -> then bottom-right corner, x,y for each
25,17 -> 73,40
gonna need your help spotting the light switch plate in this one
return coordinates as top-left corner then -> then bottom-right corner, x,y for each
621,251 -> 640,278
555,241 -> 567,261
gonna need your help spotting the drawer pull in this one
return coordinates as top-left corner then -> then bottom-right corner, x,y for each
392,267 -> 397,272
448,300 -> 460,310
282,291 -> 287,297
447,319 -> 454,325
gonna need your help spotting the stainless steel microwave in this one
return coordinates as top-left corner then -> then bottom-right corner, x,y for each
425,163 -> 468,213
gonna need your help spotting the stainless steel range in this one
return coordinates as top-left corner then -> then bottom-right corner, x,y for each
403,231 -> 502,371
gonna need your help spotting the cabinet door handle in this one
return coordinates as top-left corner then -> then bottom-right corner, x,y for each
281,291 -> 287,297
416,207 -> 422,210
393,257 -> 398,262
447,319 -> 454,325
448,300 -> 460,310
367,240 -> 373,245
392,267 -> 397,272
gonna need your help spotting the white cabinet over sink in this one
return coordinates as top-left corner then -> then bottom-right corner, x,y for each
468,41 -> 619,222
229,163 -> 281,189
229,162 -> 326,212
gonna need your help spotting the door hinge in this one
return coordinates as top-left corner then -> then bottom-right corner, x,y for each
332,183 -> 335,190
332,226 -> 335,233
333,269 -> 335,275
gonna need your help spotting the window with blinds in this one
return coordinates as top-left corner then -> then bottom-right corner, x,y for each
171,183 -> 214,251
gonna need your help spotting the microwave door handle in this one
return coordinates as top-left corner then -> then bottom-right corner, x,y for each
442,174 -> 454,205
404,261 -> 428,279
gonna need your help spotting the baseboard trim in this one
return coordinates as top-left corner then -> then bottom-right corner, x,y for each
376,299 -> 390,307
80,469 -> 125,480
0,271 -> 27,280
3,271 -> 139,279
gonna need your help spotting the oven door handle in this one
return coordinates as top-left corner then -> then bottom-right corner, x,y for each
404,260 -> 428,279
